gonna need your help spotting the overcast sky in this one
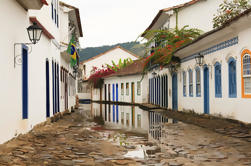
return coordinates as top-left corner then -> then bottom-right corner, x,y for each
61,0 -> 190,48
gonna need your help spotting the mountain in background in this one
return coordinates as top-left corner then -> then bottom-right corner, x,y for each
79,41 -> 146,62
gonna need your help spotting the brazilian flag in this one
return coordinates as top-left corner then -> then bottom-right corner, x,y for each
67,35 -> 77,67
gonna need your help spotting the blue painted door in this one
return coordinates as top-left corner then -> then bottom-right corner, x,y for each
112,84 -> 115,122
204,66 -> 210,114
172,73 -> 178,110
22,45 -> 28,119
46,60 -> 50,117
116,84 -> 118,123
52,61 -> 55,115
57,64 -> 60,113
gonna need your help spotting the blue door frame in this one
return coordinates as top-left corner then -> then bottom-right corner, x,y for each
52,61 -> 55,115
172,73 -> 178,110
116,83 -> 118,122
46,60 -> 50,117
57,64 -> 60,113
204,66 -> 210,114
22,45 -> 28,119
112,84 -> 115,122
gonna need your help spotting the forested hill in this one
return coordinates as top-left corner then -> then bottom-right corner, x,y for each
79,41 -> 146,62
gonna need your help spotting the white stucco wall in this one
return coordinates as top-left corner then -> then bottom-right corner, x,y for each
168,0 -> 223,32
102,74 -> 149,104
82,47 -> 138,79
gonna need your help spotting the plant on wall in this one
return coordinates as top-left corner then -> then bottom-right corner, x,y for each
213,0 -> 251,28
142,26 -> 202,72
88,66 -> 115,88
106,58 -> 133,72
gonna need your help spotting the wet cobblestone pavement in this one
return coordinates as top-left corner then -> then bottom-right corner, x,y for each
0,104 -> 250,166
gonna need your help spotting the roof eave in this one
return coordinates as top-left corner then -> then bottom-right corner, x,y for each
16,0 -> 48,10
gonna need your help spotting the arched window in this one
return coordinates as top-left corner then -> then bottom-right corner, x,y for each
215,62 -> 222,98
195,67 -> 201,97
242,51 -> 251,97
189,69 -> 193,97
228,58 -> 237,98
183,71 -> 186,97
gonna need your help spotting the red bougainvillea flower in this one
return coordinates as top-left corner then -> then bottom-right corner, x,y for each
226,10 -> 231,14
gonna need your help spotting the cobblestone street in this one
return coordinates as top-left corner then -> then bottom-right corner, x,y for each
0,104 -> 251,166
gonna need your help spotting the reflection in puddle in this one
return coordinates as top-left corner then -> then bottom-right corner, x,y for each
124,146 -> 145,159
89,103 -> 178,160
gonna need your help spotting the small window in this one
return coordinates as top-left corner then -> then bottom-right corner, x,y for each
189,69 -> 193,97
228,58 -> 237,98
215,62 -> 222,97
137,114 -> 141,128
243,53 -> 251,95
196,67 -> 201,97
183,71 -> 186,97
137,81 -> 141,96
121,83 -> 124,95
121,112 -> 124,125
126,113 -> 130,126
126,83 -> 129,95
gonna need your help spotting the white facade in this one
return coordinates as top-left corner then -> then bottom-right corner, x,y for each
0,0 -> 82,144
143,0 -> 224,39
102,74 -> 149,104
148,11 -> 251,123
80,46 -> 139,80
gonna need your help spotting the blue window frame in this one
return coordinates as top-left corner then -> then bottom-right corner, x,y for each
51,3 -> 54,20
183,71 -> 186,96
228,58 -> 237,98
215,62 -> 222,98
189,69 -> 193,97
195,67 -> 201,97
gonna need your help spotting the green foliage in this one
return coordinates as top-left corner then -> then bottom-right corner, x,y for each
106,58 -> 133,72
79,41 -> 146,62
142,26 -> 202,71
213,0 -> 251,29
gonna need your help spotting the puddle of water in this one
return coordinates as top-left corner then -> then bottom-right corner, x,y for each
124,145 -> 145,159
81,103 -> 178,160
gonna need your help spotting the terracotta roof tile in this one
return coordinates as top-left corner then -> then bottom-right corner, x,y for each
41,0 -> 48,5
104,59 -> 145,78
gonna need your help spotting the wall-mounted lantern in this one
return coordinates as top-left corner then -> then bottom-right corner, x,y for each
27,22 -> 43,44
195,53 -> 204,66
73,65 -> 79,78
14,22 -> 43,68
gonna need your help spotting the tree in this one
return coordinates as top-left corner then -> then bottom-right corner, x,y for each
213,0 -> 251,29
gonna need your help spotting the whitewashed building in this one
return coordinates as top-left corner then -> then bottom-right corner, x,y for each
148,8 -> 251,123
59,2 -> 83,114
80,46 -> 139,80
79,46 -> 139,100
0,0 -> 82,144
141,0 -> 223,40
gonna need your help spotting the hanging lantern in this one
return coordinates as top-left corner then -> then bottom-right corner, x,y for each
27,22 -> 43,44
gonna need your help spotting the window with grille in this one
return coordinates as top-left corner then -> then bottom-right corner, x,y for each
183,71 -> 186,96
189,69 -> 193,97
196,67 -> 201,97
126,83 -> 129,95
121,83 -> 124,95
243,54 -> 251,95
228,58 -> 237,98
215,62 -> 222,97
137,81 -> 141,96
